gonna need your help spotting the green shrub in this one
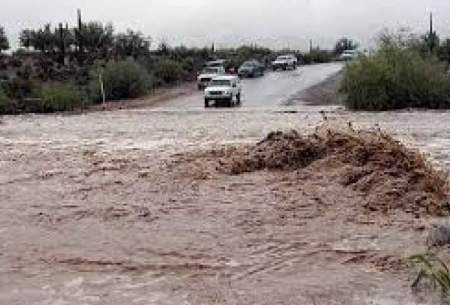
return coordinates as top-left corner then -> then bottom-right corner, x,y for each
153,58 -> 186,84
3,78 -> 36,101
0,85 -> 13,114
89,59 -> 152,102
410,252 -> 450,295
1,79 -> 44,113
37,82 -> 83,112
340,44 -> 450,110
302,49 -> 335,64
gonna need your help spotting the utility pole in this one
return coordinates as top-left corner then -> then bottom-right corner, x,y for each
309,39 -> 313,53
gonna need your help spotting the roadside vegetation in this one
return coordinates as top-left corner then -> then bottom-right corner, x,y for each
0,11 -> 348,115
410,226 -> 450,297
37,82 -> 84,112
341,29 -> 450,110
0,85 -> 10,113
0,26 -> 9,54
411,252 -> 450,295
88,59 -> 152,102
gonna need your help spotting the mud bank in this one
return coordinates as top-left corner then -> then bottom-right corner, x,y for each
285,71 -> 343,106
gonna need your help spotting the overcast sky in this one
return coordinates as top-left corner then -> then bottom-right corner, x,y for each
2,0 -> 450,50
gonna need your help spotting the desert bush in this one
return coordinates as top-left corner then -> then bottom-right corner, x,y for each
411,252 -> 450,295
153,58 -> 186,84
89,59 -> 152,102
216,45 -> 273,68
37,82 -> 83,112
2,78 -> 38,100
302,48 -> 335,64
340,44 -> 450,110
1,79 -> 43,113
439,39 -> 450,63
0,85 -> 13,114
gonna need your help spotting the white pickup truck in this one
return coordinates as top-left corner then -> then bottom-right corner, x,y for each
197,66 -> 226,90
204,75 -> 242,108
272,55 -> 298,71
338,50 -> 359,61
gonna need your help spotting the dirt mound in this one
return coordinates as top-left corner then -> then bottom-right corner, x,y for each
220,128 -> 449,216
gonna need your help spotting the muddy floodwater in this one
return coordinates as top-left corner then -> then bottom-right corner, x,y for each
1,64 -> 450,305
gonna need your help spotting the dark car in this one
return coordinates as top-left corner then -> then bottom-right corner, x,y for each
238,60 -> 265,78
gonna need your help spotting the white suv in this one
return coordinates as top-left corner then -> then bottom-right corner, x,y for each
338,50 -> 359,61
204,75 -> 242,108
272,55 -> 298,71
197,66 -> 226,89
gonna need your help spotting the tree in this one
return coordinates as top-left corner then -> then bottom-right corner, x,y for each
334,37 -> 359,55
39,24 -> 56,53
157,40 -> 170,56
115,30 -> 151,58
22,24 -> 57,53
81,22 -> 114,58
0,26 -> 9,53
19,29 -> 33,49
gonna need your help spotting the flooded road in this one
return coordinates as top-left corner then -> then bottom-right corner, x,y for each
1,63 -> 450,305
152,63 -> 343,109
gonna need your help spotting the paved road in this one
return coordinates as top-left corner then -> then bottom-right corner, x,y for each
152,63 -> 343,110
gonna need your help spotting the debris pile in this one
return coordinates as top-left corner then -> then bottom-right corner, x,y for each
220,128 -> 449,215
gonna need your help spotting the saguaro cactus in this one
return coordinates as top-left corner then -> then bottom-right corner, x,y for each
76,9 -> 84,64
58,23 -> 65,64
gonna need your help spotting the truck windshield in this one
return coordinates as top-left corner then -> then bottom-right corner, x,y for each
209,80 -> 231,87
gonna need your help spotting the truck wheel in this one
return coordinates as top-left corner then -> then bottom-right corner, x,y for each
282,66 -> 287,71
204,99 -> 209,108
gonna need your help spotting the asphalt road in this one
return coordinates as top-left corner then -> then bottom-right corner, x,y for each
152,63 -> 343,110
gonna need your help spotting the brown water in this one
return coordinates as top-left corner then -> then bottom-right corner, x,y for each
1,67 -> 450,304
